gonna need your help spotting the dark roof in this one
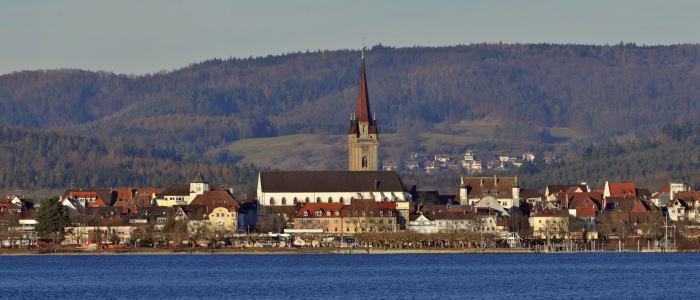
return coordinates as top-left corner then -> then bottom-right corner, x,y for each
462,176 -> 516,198
192,173 -> 207,183
158,184 -> 190,197
519,188 -> 541,199
259,171 -> 407,193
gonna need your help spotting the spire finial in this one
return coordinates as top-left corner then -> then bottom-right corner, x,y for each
362,34 -> 365,59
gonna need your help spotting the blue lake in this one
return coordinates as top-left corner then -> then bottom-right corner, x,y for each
0,253 -> 697,299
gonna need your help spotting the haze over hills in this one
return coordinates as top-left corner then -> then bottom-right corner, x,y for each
2,43 -> 700,195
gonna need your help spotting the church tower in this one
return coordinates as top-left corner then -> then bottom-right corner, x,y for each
348,45 -> 379,171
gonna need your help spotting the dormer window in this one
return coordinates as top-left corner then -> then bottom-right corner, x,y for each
315,209 -> 323,216
326,210 -> 331,216
303,210 -> 309,216
335,210 -> 340,216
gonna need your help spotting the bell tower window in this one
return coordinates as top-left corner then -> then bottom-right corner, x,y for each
362,156 -> 368,168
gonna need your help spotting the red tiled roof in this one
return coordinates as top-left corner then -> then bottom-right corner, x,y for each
296,203 -> 345,218
576,206 -> 596,219
608,183 -> 636,197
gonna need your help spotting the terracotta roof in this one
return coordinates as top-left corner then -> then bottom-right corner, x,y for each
259,171 -> 407,193
296,203 -> 344,218
651,187 -> 671,199
576,206 -> 596,219
191,191 -> 238,208
608,183 -> 636,197
546,184 -> 588,195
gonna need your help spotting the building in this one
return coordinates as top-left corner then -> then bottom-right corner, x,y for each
292,202 -> 344,234
348,46 -> 379,171
459,176 -> 519,213
256,171 -> 411,207
155,174 -> 210,206
341,199 -> 398,233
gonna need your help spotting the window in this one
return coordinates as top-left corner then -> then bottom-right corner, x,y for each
325,220 -> 329,224
281,197 -> 287,205
305,197 -> 310,203
334,220 -> 338,224
362,211 -> 366,217
380,211 -> 384,217
389,211 -> 393,217
315,210 -> 322,216
316,197 -> 321,203
293,197 -> 298,204
335,210 -> 340,216
328,197 -> 333,203
362,156 -> 368,168
326,210 -> 331,216
269,197 -> 275,205
303,210 -> 309,216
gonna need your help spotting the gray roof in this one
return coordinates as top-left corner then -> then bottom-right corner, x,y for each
259,171 -> 407,193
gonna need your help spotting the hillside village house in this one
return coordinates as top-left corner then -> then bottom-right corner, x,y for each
256,171 -> 411,207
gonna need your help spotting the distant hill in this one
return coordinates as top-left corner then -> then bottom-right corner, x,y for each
2,43 -> 700,162
0,126 -> 258,195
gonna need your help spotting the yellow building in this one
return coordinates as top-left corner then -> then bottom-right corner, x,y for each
530,211 -> 569,239
207,204 -> 239,233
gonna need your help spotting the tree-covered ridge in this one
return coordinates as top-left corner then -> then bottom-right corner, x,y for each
0,126 -> 259,192
517,121 -> 700,192
2,44 -> 700,159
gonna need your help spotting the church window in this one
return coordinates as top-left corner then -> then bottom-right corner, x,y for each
316,197 -> 321,203
362,156 -> 368,168
293,197 -> 298,204
305,197 -> 310,203
328,197 -> 333,203
269,197 -> 275,205
281,197 -> 287,205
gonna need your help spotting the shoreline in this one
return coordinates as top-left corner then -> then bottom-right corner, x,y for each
0,247 -> 682,255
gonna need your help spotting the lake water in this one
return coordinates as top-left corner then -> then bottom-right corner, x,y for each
0,253 -> 697,299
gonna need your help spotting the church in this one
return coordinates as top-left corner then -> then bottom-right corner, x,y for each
256,46 -> 410,207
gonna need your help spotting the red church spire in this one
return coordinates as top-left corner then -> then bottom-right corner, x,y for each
355,45 -> 373,124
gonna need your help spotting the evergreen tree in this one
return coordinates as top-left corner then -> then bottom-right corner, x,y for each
35,196 -> 71,241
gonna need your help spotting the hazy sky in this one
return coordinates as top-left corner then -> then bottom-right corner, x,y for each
2,0 -> 698,75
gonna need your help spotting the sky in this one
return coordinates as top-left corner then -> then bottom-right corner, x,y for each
1,0 -> 699,75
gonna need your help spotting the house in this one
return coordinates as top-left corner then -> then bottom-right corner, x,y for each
256,171 -> 411,207
61,191 -> 109,213
289,202 -> 344,234
382,160 -> 398,171
530,211 -> 569,239
522,152 -> 535,161
341,199 -> 398,233
665,199 -> 687,221
434,154 -> 452,163
545,184 -> 588,199
459,175 -> 519,214
409,213 -> 437,233
154,174 -> 211,206
206,204 -> 239,233
604,182 -> 636,198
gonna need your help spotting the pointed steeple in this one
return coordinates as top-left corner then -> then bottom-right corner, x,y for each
355,45 -> 373,125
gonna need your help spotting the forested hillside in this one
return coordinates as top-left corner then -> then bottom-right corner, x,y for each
2,43 -> 700,160
0,126 -> 259,194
